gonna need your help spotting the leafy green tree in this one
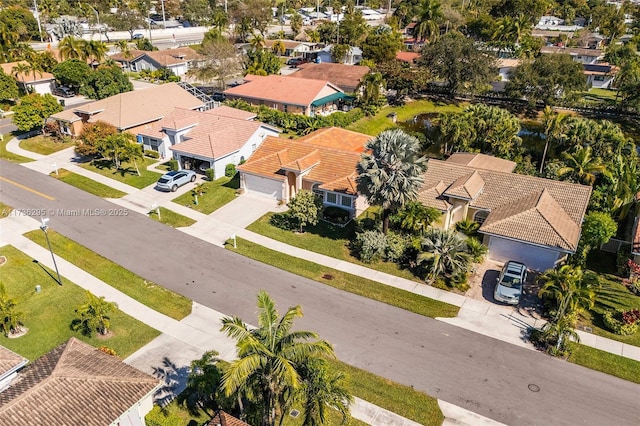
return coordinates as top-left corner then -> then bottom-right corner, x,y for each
72,291 -> 117,336
83,40 -> 108,64
418,228 -> 472,284
244,48 -> 281,76
179,350 -> 223,414
76,121 -> 117,157
12,93 -> 63,132
96,132 -> 139,169
0,7 -> 39,42
419,31 -> 497,96
316,21 -> 338,44
537,313 -> 580,355
337,6 -> 368,46
220,291 -> 339,426
290,12 -> 303,36
0,70 -> 19,103
0,284 -> 25,337
538,265 -> 599,322
58,36 -> 85,60
356,129 -> 427,234
390,201 -> 441,234
361,27 -> 403,63
271,40 -> 286,56
415,0 -> 443,42
606,153 -> 640,220
557,146 -> 607,185
52,59 -> 92,88
574,211 -> 617,264
102,8 -> 146,40
180,0 -> 213,26
287,190 -> 323,233
358,72 -> 385,111
330,44 -> 350,64
505,54 -> 586,106
80,66 -> 133,100
135,38 -> 156,51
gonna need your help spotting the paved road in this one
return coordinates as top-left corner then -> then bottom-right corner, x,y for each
1,160 -> 638,426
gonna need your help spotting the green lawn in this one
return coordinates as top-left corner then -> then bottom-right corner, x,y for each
0,133 -> 33,163
50,168 -> 127,198
0,201 -> 13,218
24,230 -> 192,320
149,206 -> 196,228
0,245 -> 160,361
172,175 -> 240,214
347,99 -> 466,136
226,237 -> 459,318
247,212 -> 422,283
329,359 -> 444,426
80,157 -> 162,189
19,135 -> 74,155
567,343 -> 640,384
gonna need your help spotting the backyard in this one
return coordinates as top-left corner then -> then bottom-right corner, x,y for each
0,245 -> 160,361
80,157 -> 162,189
172,174 -> 240,214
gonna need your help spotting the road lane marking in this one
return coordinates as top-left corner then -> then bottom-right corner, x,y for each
0,176 -> 56,200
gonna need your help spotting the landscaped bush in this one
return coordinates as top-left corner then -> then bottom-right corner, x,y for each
167,159 -> 179,171
205,168 -> 215,181
616,244 -> 633,276
255,106 -> 364,135
353,230 -> 387,263
455,219 -> 480,237
322,206 -> 350,224
466,237 -> 488,263
144,149 -> 160,159
602,310 -> 639,335
225,163 -> 236,178
385,232 -> 407,263
269,212 -> 298,231
145,405 -> 182,426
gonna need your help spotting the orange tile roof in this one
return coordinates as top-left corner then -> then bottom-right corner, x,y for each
395,52 -> 421,63
238,127 -> 371,194
110,49 -> 147,62
207,410 -> 250,426
420,159 -> 592,251
0,61 -> 55,83
263,39 -> 308,50
0,338 -> 159,426
224,75 -> 342,106
446,153 -> 517,173
292,63 -> 370,92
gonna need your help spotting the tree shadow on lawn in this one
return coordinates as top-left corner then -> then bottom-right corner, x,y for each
90,159 -> 138,177
222,174 -> 240,189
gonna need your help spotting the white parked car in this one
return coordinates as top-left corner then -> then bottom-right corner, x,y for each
156,170 -> 196,192
494,261 -> 527,305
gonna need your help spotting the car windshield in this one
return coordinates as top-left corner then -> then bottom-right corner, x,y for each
158,177 -> 170,184
500,275 -> 522,289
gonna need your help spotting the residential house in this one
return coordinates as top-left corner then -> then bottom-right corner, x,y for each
49,82 -> 205,137
313,45 -> 363,65
0,61 -> 55,96
263,40 -> 316,57
206,410 -> 250,426
395,51 -> 421,64
136,105 -> 279,178
291,62 -> 370,93
110,47 -> 204,77
539,46 -> 603,64
224,75 -> 352,116
417,153 -> 592,271
584,63 -> 618,89
237,127 -> 372,217
0,338 -> 160,426
0,347 -> 27,393
492,58 -> 522,92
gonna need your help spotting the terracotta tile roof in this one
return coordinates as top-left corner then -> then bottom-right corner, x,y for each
292,63 -> 370,92
206,105 -> 257,120
417,181 -> 451,210
51,83 -> 204,130
0,347 -> 27,384
419,159 -> 592,251
143,47 -> 203,66
480,189 -> 580,250
0,61 -> 55,83
0,338 -> 159,426
443,171 -> 485,200
446,153 -> 517,173
139,107 -> 272,159
263,39 -> 308,50
224,75 -> 342,106
238,127 -> 370,194
49,108 -> 82,123
207,410 -> 250,426
395,52 -> 421,63
110,49 -> 147,62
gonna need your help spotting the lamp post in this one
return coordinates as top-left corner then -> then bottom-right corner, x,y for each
40,217 -> 62,286
87,4 -> 101,42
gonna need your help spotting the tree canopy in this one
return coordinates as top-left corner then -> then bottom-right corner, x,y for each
0,70 -> 19,103
52,59 -> 92,88
12,93 -> 63,132
80,66 -> 133,100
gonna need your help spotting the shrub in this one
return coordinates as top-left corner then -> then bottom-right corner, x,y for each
385,232 -> 407,262
225,163 -> 236,178
144,149 -> 159,159
449,271 -> 470,292
455,219 -> 480,236
323,206 -> 350,223
353,230 -> 387,263
269,212 -> 298,231
602,310 -> 639,335
466,237 -> 488,263
205,168 -> 215,181
167,159 -> 179,171
145,405 -> 182,426
616,244 -> 633,276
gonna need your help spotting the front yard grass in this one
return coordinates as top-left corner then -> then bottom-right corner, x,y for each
50,168 -> 127,198
19,135 -> 74,155
172,175 -> 240,214
226,237 -> 459,318
148,206 -> 196,228
24,230 -> 192,320
0,245 -> 160,361
0,201 -> 13,217
0,133 -> 33,163
347,99 -> 466,136
246,212 -> 422,283
80,157 -> 162,189
567,342 -> 640,384
329,358 -> 444,426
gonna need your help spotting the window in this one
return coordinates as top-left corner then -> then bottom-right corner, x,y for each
340,196 -> 352,208
283,104 -> 288,113
594,75 -> 605,81
326,193 -> 337,204
473,210 -> 489,224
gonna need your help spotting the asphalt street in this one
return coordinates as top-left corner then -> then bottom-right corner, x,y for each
1,160 -> 639,426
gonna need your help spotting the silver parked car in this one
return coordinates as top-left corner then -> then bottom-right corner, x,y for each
156,170 -> 196,192
494,261 -> 527,305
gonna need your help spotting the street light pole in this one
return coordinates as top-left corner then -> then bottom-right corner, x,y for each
40,218 -> 62,286
33,0 -> 44,42
161,0 -> 167,29
87,4 -> 101,42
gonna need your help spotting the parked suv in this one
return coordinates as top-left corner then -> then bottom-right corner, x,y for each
156,170 -> 196,192
287,57 -> 308,68
494,261 -> 527,305
53,86 -> 75,98
212,92 -> 226,102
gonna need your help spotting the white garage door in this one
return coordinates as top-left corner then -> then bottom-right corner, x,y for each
243,174 -> 282,199
488,237 -> 559,271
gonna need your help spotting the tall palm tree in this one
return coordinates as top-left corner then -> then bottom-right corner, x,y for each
557,146 -> 607,185
539,106 -> 566,174
608,153 -> 640,220
358,72 -> 385,106
415,0 -> 443,42
538,265 -> 599,322
299,358 -> 352,426
59,36 -> 84,60
84,40 -> 108,64
356,130 -> 427,234
418,228 -> 472,284
11,62 -> 32,85
220,291 -> 337,426
271,40 -> 286,56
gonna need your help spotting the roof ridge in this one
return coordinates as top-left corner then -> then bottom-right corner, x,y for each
535,189 -> 579,247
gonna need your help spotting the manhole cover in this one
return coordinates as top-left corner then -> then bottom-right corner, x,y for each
321,274 -> 334,280
528,384 -> 540,392
289,409 -> 300,418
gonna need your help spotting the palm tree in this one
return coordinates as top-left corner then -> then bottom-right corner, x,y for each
438,112 -> 475,154
11,62 -> 32,86
271,40 -> 286,56
179,350 -> 223,413
415,0 -> 443,42
249,33 -> 265,50
0,284 -> 24,337
609,154 -> 640,219
356,129 -> 427,234
59,36 -> 84,60
539,314 -> 580,354
84,40 -> 108,64
538,265 -> 599,322
539,106 -> 567,174
299,358 -> 352,426
220,291 -> 338,426
72,291 -> 117,336
358,72 -> 385,107
392,201 -> 441,234
557,146 -> 607,185
418,228 -> 472,284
